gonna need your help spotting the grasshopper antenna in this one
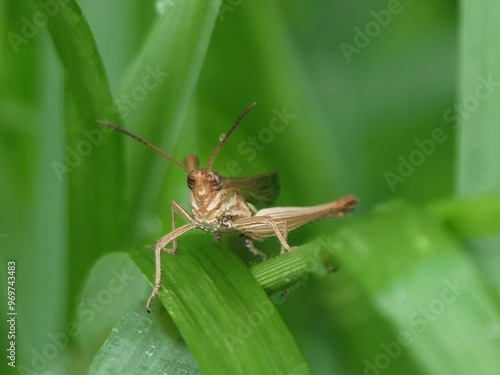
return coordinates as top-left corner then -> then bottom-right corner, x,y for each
97,120 -> 190,173
204,102 -> 256,173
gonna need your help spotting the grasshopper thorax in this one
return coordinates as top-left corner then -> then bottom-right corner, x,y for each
185,153 -> 227,223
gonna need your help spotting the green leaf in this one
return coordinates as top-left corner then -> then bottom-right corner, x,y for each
89,312 -> 200,375
75,253 -> 151,365
427,192 -> 500,238
320,201 -> 500,375
251,240 -> 337,294
46,0 -> 125,315
73,252 -> 199,374
458,1 -> 500,196
131,234 -> 310,375
457,0 -> 500,306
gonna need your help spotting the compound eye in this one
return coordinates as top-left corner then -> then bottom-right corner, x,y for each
211,172 -> 223,191
187,174 -> 195,190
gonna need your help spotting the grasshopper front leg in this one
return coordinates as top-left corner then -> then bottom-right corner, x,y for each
168,201 -> 196,253
147,202 -> 196,313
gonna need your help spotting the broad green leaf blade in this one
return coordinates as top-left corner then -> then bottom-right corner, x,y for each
458,1 -> 500,196
457,0 -> 500,295
89,312 -> 200,375
46,0 -> 125,315
131,234 -> 310,375
75,253 -> 151,366
74,252 -> 199,374
321,201 -> 500,375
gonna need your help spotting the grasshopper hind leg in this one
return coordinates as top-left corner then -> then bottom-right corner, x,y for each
244,236 -> 267,260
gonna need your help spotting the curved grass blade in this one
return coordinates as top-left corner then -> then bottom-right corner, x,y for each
131,234 -> 310,375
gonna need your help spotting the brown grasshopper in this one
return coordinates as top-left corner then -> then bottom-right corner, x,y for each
99,103 -> 358,312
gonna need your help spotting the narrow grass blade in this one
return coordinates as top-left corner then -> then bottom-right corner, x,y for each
46,0 -> 125,315
457,1 -> 500,196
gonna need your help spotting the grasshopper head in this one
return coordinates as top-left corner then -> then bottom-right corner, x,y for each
185,154 -> 223,198
183,102 -> 257,208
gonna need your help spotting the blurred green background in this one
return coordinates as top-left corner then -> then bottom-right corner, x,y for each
1,0 -> 499,374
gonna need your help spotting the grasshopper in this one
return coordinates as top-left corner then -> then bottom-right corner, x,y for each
99,103 -> 358,312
